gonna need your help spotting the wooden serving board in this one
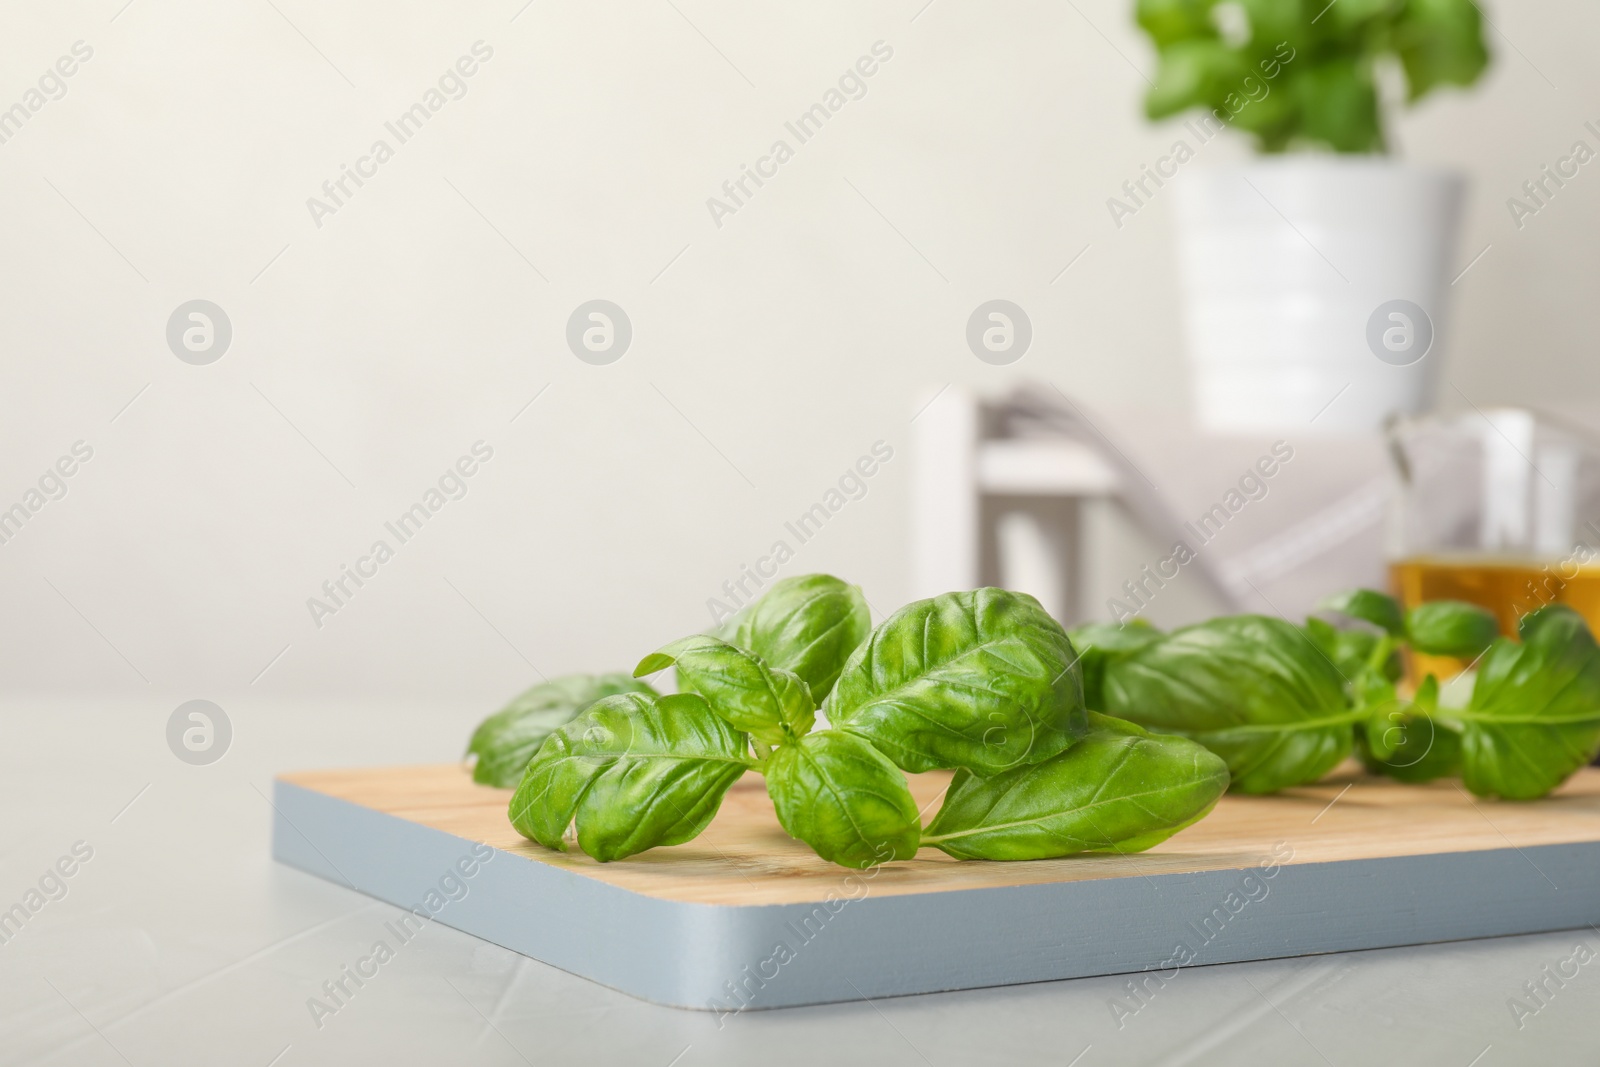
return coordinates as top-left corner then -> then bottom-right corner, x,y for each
272,764 -> 1600,1010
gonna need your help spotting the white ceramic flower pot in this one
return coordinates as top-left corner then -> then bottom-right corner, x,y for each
1173,158 -> 1465,433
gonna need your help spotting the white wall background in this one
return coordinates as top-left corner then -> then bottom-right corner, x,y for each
0,0 -> 1596,718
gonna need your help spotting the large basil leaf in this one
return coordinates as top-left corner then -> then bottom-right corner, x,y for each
1101,615 -> 1357,794
1404,600 -> 1499,658
765,730 -> 920,868
466,674 -> 657,787
508,692 -> 751,861
636,635 -> 815,745
1454,605 -> 1600,800
717,574 -> 872,701
1066,620 -> 1161,711
922,713 -> 1229,861
829,588 -> 1089,775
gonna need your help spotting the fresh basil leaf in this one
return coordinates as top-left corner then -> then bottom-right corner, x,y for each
1101,615 -> 1357,794
1393,0 -> 1490,101
1317,589 -> 1404,637
1455,605 -> 1600,800
1145,38 -> 1249,119
765,730 -> 920,868
1135,0 -> 1217,50
1345,651 -> 1429,762
829,588 -> 1089,775
1356,681 -> 1407,763
508,692 -> 751,861
1312,0 -> 1398,30
1358,691 -> 1462,785
718,574 -> 872,701
1350,716 -> 1465,783
636,635 -> 815,745
1297,57 -> 1384,152
1067,620 -> 1162,711
922,713 -> 1229,861
466,674 -> 657,787
1405,600 -> 1499,658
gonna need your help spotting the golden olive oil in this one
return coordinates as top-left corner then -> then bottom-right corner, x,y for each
1389,555 -> 1600,678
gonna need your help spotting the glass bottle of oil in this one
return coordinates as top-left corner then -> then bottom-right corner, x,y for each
1386,409 -> 1600,678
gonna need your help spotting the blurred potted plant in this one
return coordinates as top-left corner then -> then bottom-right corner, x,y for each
1135,0 -> 1490,432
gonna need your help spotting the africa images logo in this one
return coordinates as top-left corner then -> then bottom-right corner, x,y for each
1365,299 -> 1434,367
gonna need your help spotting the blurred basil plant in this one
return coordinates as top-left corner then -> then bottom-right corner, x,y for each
1135,0 -> 1490,152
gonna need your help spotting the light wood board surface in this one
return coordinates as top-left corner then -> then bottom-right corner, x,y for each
279,763 -> 1600,907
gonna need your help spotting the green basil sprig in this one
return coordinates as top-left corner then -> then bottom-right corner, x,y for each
830,588 -> 1089,775
493,579 -> 1222,867
1314,589 -> 1600,797
1319,588 -> 1499,659
922,714 -> 1228,860
508,691 -> 752,862
1119,589 -> 1600,800
486,580 -> 1600,868
466,674 -> 658,787
1099,615 -> 1358,794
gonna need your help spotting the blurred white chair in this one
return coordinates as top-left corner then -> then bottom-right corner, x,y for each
911,386 -> 1127,623
911,385 -> 1390,627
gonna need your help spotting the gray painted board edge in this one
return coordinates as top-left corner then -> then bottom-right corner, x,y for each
271,778 -> 1600,1011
